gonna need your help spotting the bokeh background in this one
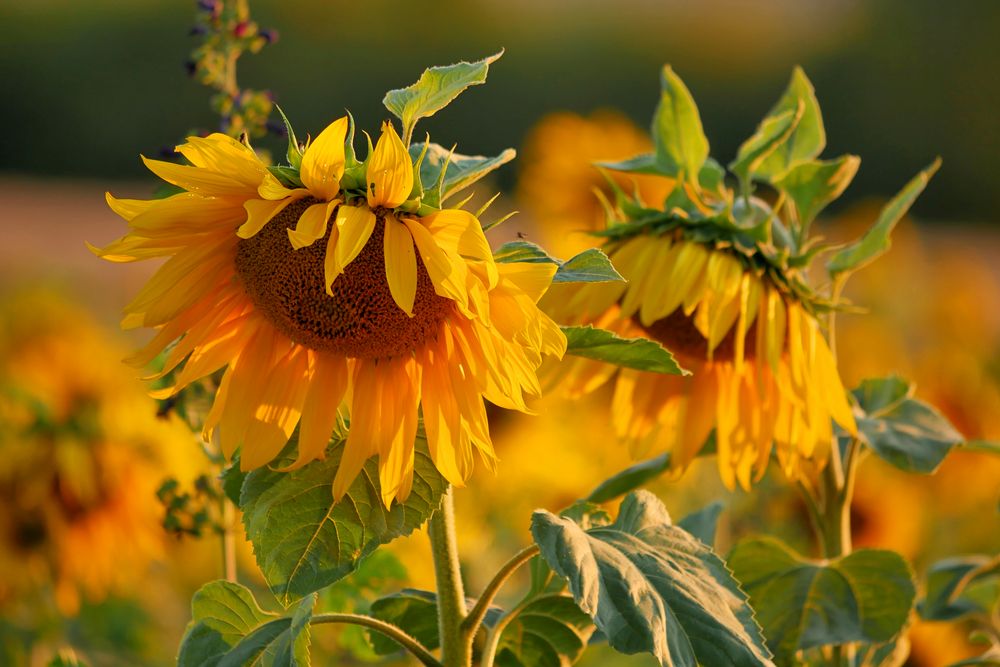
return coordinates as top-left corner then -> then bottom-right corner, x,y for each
1,0 -> 998,665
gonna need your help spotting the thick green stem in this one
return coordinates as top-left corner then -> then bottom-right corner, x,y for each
311,613 -> 442,667
428,487 -> 472,667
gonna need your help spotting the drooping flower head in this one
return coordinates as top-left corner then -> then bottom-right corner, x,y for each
92,56 -> 566,506
543,66 -> 936,489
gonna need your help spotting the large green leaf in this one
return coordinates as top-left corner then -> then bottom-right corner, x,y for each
531,491 -> 773,667
383,52 -> 502,141
850,376 -> 964,474
409,141 -> 515,208
493,242 -> 623,284
240,434 -> 447,604
728,538 -> 915,664
562,325 -> 689,376
919,555 -> 1000,621
177,580 -> 314,667
652,66 -> 709,186
773,155 -> 860,229
754,68 -> 826,181
496,594 -> 596,667
827,158 -> 941,276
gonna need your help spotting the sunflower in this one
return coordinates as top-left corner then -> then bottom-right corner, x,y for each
93,117 -> 565,506
539,66 -> 867,489
0,289 -> 197,615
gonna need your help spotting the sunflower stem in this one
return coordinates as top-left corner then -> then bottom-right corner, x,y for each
311,613 -> 442,667
428,487 -> 472,667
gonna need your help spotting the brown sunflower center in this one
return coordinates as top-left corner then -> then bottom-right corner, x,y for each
637,310 -> 758,362
235,198 -> 453,359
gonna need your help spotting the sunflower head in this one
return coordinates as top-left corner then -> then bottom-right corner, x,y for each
92,54 -> 569,507
544,65 -> 938,488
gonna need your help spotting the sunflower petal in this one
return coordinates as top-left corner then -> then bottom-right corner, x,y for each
367,122 -> 413,208
383,216 -> 418,316
330,205 -> 377,288
300,116 -> 349,201
238,198 -> 294,239
402,217 -> 470,310
287,201 -> 335,249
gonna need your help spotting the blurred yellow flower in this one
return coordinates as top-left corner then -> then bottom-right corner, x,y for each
92,124 -> 564,505
0,290 -> 196,615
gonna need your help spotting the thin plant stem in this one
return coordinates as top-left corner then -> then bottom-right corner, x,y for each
311,613 -> 443,667
480,598 -> 531,667
462,545 -> 540,638
428,487 -> 472,667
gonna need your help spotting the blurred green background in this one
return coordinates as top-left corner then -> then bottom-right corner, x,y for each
2,0 -> 998,222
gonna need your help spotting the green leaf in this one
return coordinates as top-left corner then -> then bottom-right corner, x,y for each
408,141 -> 515,208
368,589 -> 503,655
562,325 -> 689,376
852,382 -> 964,474
531,491 -> 773,667
652,65 -> 709,186
274,105 -> 303,170
368,590 -> 441,656
919,555 -> 1000,621
586,452 -> 671,504
728,538 -> 915,664
496,594 -> 596,667
729,106 -> 802,193
177,580 -> 314,667
852,376 -> 913,416
494,240 -> 557,264
774,155 -> 860,229
220,456 -> 246,506
46,653 -> 89,667
240,433 -> 447,604
553,249 -> 624,284
699,158 -> 728,197
754,68 -> 826,180
384,52 -> 503,143
827,158 -> 941,276
560,501 -> 612,530
596,153 -> 668,176
677,501 -> 724,547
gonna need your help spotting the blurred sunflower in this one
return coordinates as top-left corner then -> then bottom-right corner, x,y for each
92,118 -> 564,505
538,67 -> 865,489
0,290 -> 196,615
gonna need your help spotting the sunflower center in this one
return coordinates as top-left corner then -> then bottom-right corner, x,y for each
638,310 -> 758,362
235,198 -> 453,359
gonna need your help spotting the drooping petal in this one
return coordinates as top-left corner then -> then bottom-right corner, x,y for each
383,216 -> 418,316
402,217 -> 470,310
366,122 -> 413,208
283,352 -> 349,471
240,346 -> 310,470
422,209 -> 498,287
300,116 -> 349,201
141,156 -> 256,198
238,198 -> 295,239
287,201 -> 336,249
329,204 -> 376,289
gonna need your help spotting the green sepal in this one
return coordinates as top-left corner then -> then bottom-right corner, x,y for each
753,67 -> 826,181
773,155 -> 860,232
729,538 -> 915,665
652,65 -> 709,187
730,104 -> 803,195
383,51 -> 503,144
268,165 -> 303,189
408,141 -> 515,209
561,325 -> 689,376
827,158 -> 941,276
274,105 -> 303,170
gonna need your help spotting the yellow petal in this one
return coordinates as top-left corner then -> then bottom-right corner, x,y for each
367,122 -> 413,208
300,116 -> 349,201
497,262 -> 557,303
258,171 -> 304,201
402,218 -> 470,310
175,133 -> 267,188
238,198 -> 294,239
329,205 -> 377,289
333,363 -> 379,500
241,347 -> 310,470
383,216 -> 418,316
283,353 -> 349,471
287,201 -> 335,249
141,156 -> 254,198
422,209 -> 498,287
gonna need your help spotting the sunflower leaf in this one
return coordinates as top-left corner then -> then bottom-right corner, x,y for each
553,249 -> 624,284
729,105 -> 802,195
562,325 -> 689,375
596,153 -> 669,176
652,65 -> 709,187
827,158 -> 941,276
918,555 -> 1000,621
677,501 -> 725,548
531,491 -> 773,667
384,52 -> 503,143
368,589 -> 503,655
753,67 -> 826,181
177,580 -> 314,667
408,141 -> 515,208
240,434 -> 447,605
728,537 -> 915,664
850,377 -> 964,474
586,453 -> 672,504
495,594 -> 596,667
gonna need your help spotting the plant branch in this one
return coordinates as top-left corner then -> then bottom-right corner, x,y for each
311,613 -> 442,667
428,487 -> 471,666
462,545 -> 540,637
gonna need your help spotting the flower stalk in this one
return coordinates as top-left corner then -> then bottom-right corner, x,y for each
428,487 -> 473,666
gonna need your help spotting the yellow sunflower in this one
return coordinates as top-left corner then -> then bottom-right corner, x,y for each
546,235 -> 855,489
93,117 -> 565,506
